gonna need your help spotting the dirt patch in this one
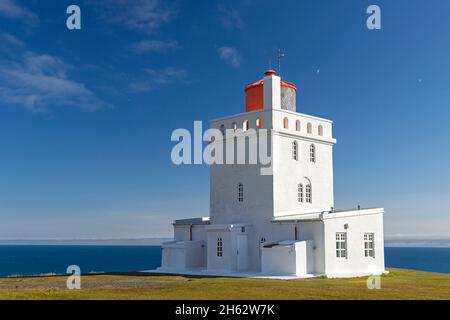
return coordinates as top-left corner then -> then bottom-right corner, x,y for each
0,278 -> 181,289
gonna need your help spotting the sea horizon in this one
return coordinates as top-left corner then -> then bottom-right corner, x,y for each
0,236 -> 449,248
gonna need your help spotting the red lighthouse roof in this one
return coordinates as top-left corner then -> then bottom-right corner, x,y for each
245,70 -> 297,112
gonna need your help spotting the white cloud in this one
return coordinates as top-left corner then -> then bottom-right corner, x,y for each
0,38 -> 109,113
130,67 -> 187,92
23,53 -> 69,78
144,67 -> 187,85
1,32 -> 25,47
132,40 -> 179,54
218,47 -> 242,68
0,0 -> 39,26
92,0 -> 177,34
217,4 -> 245,31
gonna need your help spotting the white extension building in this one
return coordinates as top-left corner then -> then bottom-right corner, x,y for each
158,69 -> 386,278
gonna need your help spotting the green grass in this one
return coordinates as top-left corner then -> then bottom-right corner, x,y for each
0,268 -> 449,300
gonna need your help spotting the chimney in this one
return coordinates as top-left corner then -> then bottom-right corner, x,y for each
263,70 -> 281,110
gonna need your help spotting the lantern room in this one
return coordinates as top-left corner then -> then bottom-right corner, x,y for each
245,70 -> 297,112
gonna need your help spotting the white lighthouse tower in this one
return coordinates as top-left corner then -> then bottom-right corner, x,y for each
158,70 -> 386,278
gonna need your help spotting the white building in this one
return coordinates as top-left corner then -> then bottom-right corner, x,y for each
158,70 -> 386,278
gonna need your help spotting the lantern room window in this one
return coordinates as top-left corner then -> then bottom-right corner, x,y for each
243,120 -> 249,131
256,118 -> 262,128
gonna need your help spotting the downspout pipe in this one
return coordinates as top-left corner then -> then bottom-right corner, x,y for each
294,221 -> 298,241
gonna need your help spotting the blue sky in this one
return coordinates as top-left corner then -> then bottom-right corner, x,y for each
0,0 -> 449,239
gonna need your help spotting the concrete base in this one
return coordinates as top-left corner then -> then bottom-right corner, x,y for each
145,268 -> 316,280
325,270 -> 388,278
143,268 -> 388,280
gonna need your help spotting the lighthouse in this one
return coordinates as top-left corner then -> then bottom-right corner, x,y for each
158,70 -> 386,278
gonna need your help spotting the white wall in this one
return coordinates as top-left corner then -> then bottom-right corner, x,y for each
261,240 -> 315,276
206,226 -> 250,272
323,210 -> 385,277
174,224 -> 207,242
161,240 -> 206,270
184,241 -> 207,269
161,242 -> 185,270
263,74 -> 281,110
272,131 -> 334,216
261,243 -> 297,275
206,229 -> 232,271
299,221 -> 325,274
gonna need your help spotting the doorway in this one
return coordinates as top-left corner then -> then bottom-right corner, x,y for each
236,234 -> 248,271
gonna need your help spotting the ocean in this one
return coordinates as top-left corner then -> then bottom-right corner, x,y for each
0,245 -> 162,278
0,245 -> 449,277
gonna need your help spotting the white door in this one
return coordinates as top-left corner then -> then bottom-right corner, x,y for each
236,234 -> 248,271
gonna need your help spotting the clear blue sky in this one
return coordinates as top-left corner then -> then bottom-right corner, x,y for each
0,0 -> 449,239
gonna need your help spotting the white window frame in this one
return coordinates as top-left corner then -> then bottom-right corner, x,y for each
310,144 -> 316,163
336,232 -> 347,258
364,233 -> 375,258
238,183 -> 244,202
217,237 -> 223,257
305,184 -> 312,203
292,141 -> 298,160
298,183 -> 303,203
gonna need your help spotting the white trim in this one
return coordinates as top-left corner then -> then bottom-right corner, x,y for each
210,108 -> 333,124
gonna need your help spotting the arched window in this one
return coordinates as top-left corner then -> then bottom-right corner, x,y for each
292,141 -> 298,160
232,122 -> 237,132
219,124 -> 225,135
318,125 -> 323,136
306,183 -> 312,203
283,117 -> 289,129
310,144 -> 316,163
298,183 -> 303,203
260,237 -> 266,244
217,238 -> 223,257
256,117 -> 262,129
296,120 -> 301,131
307,122 -> 312,134
243,120 -> 249,131
238,183 -> 244,202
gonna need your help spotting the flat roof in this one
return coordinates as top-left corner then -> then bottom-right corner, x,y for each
173,217 -> 210,226
272,208 -> 384,223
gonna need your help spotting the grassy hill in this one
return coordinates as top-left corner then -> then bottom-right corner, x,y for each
0,268 -> 449,300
